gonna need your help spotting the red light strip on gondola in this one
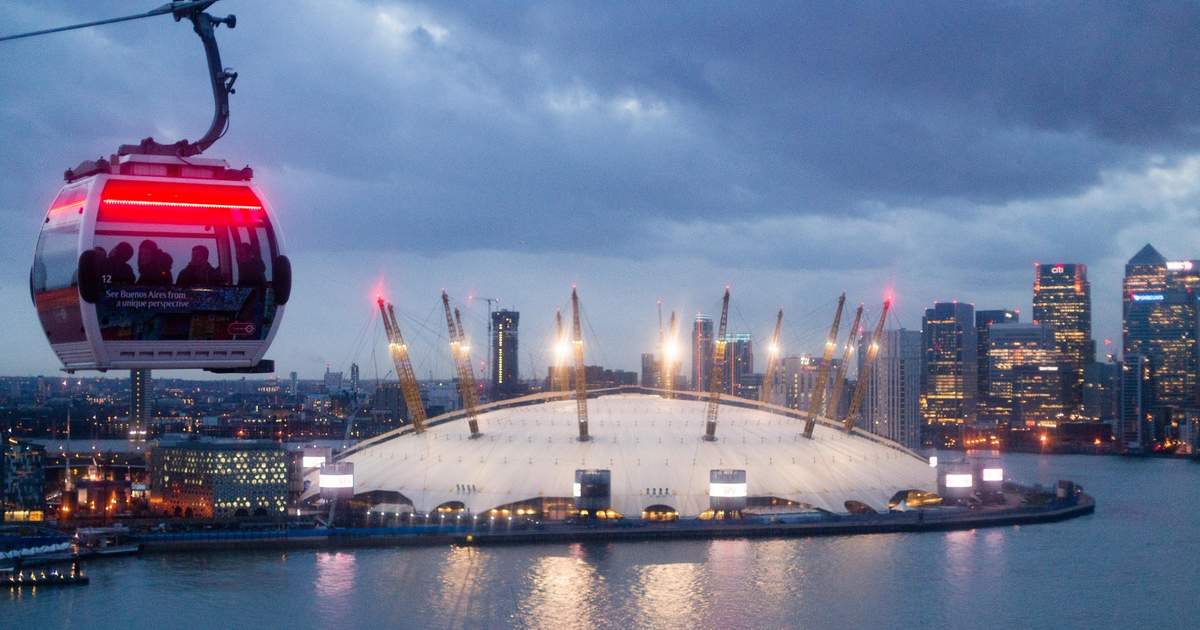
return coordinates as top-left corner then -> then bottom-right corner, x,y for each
47,200 -> 86,218
103,199 -> 262,210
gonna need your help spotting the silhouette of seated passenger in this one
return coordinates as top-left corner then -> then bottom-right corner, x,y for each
136,239 -> 174,285
176,245 -> 220,287
236,242 -> 266,287
106,242 -> 135,284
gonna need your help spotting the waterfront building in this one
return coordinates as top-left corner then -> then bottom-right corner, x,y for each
1123,246 -> 1199,409
921,302 -> 978,427
1123,246 -> 1200,444
1033,264 -> 1094,420
149,438 -> 289,519
1083,360 -> 1120,424
2,439 -> 46,520
691,315 -> 714,391
130,368 -> 151,440
987,323 -> 1069,427
975,309 -> 1019,425
1119,355 -> 1154,453
490,310 -> 521,400
858,329 -> 922,450
722,333 -> 754,395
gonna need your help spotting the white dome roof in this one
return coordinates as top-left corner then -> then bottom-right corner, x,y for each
311,393 -> 936,517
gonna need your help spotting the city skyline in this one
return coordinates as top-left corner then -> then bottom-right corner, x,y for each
4,3 -> 1200,380
3,5 -> 1198,628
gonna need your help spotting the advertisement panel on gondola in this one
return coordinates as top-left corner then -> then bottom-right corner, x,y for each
96,284 -> 277,341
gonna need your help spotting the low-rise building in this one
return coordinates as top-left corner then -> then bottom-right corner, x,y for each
149,438 -> 288,519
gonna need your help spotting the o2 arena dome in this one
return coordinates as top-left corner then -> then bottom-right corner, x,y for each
303,388 -> 937,520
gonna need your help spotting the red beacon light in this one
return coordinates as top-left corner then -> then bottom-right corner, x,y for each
25,2 -> 290,374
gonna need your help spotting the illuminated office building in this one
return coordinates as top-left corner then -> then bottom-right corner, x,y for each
1033,264 -> 1094,420
921,302 -> 977,426
722,333 -> 754,395
130,369 -> 151,440
490,310 -> 521,400
1122,245 -> 1199,419
772,356 -> 844,418
691,315 -> 714,391
987,323 -> 1068,427
149,439 -> 289,519
975,309 -> 1018,424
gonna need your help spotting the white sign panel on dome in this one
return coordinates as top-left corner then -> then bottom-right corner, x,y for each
302,455 -> 327,468
709,482 -> 748,498
944,473 -> 973,488
981,467 -> 1004,482
320,473 -> 353,488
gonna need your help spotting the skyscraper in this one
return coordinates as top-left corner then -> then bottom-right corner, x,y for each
722,333 -> 754,395
691,315 -> 714,391
773,356 -> 842,417
858,329 -> 922,449
987,323 -> 1068,427
490,310 -> 521,400
921,302 -> 977,427
640,353 -> 659,388
1033,263 -> 1094,420
975,309 -> 1019,425
1083,360 -> 1120,424
1119,354 -> 1153,453
130,369 -> 150,440
1122,245 -> 1200,442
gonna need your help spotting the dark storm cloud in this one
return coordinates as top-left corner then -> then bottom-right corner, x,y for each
5,1 -> 1199,258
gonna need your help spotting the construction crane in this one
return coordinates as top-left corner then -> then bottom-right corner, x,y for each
570,287 -> 590,441
703,288 -> 731,441
820,304 -> 863,437
760,309 -> 784,405
843,299 -> 893,433
804,293 -> 845,438
441,291 -> 481,437
552,309 -> 570,394
377,297 -> 427,432
661,311 -> 678,399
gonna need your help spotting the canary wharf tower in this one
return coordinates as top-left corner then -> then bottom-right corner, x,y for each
1032,264 -> 1094,420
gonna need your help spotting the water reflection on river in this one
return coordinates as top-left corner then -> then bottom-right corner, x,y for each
5,453 -> 1200,629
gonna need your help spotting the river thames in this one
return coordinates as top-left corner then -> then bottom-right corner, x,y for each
6,452 -> 1199,629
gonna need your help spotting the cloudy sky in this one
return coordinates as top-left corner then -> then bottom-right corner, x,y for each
3,1 -> 1200,380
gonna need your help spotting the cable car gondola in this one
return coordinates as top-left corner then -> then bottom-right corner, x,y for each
16,1 -> 291,373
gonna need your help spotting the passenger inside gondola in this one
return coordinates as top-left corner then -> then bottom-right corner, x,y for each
106,242 -> 136,284
176,245 -> 219,287
236,242 -> 266,287
136,240 -> 174,285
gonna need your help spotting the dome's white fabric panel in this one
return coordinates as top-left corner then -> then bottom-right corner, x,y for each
316,394 -> 936,516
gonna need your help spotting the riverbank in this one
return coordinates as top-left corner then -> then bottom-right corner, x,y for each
129,494 -> 1093,554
